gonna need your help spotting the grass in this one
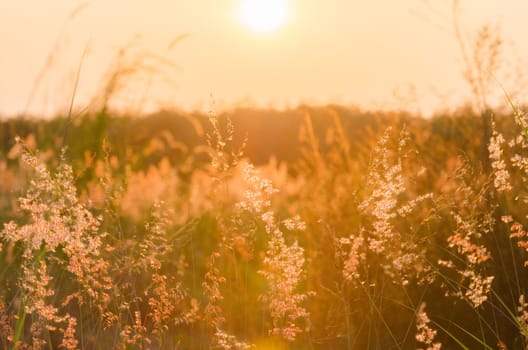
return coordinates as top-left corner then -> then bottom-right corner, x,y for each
1,104 -> 528,349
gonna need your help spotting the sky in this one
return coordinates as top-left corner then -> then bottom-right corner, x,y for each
1,0 -> 528,117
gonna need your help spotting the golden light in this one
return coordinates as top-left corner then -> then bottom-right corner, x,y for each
237,0 -> 289,33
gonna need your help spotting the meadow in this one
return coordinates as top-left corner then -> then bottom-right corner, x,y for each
1,104 -> 528,349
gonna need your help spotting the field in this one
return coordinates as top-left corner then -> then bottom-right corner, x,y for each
1,104 -> 528,349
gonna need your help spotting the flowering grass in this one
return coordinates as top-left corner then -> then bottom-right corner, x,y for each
1,106 -> 528,349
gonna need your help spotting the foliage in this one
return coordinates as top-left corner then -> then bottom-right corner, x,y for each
2,105 -> 528,348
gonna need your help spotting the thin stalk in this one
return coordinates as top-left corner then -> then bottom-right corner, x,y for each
12,246 -> 47,346
12,298 -> 27,348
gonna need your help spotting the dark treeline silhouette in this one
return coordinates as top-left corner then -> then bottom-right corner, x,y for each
0,105 -> 503,173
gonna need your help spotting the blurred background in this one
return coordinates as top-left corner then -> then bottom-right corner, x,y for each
1,0 -> 528,117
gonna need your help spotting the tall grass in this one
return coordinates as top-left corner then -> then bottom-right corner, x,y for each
2,104 -> 528,349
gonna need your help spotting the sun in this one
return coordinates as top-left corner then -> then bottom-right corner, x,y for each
237,0 -> 290,33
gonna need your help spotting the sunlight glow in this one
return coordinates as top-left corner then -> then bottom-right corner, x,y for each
237,0 -> 289,33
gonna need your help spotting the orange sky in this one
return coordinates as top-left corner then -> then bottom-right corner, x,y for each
1,0 -> 528,117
